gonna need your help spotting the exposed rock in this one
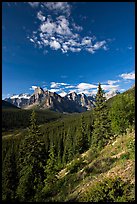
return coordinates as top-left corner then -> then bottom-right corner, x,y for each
4,86 -> 119,112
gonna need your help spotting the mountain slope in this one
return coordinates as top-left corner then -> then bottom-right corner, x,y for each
54,130 -> 135,202
2,100 -> 19,109
4,88 -> 91,112
4,86 -> 119,112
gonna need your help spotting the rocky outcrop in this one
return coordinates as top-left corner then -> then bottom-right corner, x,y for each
4,86 -> 119,112
65,92 -> 95,110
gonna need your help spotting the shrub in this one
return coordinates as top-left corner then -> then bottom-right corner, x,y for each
67,157 -> 85,174
80,177 -> 134,202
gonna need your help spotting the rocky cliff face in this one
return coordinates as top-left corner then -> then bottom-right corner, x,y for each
4,86 -> 118,112
5,94 -> 31,108
65,92 -> 95,110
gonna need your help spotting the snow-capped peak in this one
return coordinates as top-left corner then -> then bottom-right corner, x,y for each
10,93 -> 31,99
105,90 -> 120,100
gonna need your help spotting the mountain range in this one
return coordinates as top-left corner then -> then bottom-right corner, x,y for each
4,87 -> 119,113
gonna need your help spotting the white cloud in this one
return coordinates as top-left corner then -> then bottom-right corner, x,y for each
77,89 -> 94,95
65,85 -> 76,89
50,82 -> 69,88
77,83 -> 98,90
50,82 -> 59,88
43,2 -> 71,16
28,5 -> 108,54
37,11 -> 45,21
69,47 -> 81,52
107,80 -> 120,85
82,37 -> 92,45
85,48 -> 95,54
93,40 -> 106,50
90,89 -> 98,95
29,86 -> 38,90
28,2 -> 39,8
101,84 -> 119,91
49,88 -> 61,93
30,38 -> 35,43
50,40 -> 61,50
40,18 -> 56,34
119,72 -> 135,80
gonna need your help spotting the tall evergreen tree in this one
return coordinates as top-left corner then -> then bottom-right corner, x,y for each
2,139 -> 18,201
76,115 -> 89,154
16,110 -> 47,201
92,83 -> 111,148
62,128 -> 74,164
44,143 -> 56,184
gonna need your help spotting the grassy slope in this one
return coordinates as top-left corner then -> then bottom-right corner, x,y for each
53,130 -> 135,202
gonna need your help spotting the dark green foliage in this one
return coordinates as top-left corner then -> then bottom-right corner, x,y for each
127,139 -> 135,160
62,128 -> 74,164
2,100 -> 19,109
44,143 -> 57,184
109,93 -> 135,135
92,83 -> 111,148
2,108 -> 62,132
16,110 -> 47,201
81,177 -> 134,202
2,141 -> 18,201
67,157 -> 85,174
76,115 -> 89,154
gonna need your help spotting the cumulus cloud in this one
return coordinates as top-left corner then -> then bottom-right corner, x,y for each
74,83 -> 98,95
28,6 -> 108,54
29,86 -> 38,90
30,38 -> 35,43
65,85 -> 76,89
50,82 -> 59,88
49,88 -> 61,93
37,11 -> 46,21
77,83 -> 98,90
101,84 -> 119,91
119,71 -> 135,80
43,2 -> 71,16
107,80 -> 120,85
50,82 -> 69,88
50,40 -> 61,50
28,78 -> 122,97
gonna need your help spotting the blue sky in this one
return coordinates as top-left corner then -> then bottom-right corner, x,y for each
2,2 -> 135,98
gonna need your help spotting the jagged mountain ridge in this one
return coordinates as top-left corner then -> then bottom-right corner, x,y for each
4,86 -> 119,113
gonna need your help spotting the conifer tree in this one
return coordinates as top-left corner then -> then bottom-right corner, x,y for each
44,143 -> 56,184
2,140 -> 18,201
62,128 -> 74,164
76,115 -> 89,154
92,83 -> 111,148
16,110 -> 47,201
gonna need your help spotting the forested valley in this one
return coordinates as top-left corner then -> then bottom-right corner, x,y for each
2,84 -> 135,202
